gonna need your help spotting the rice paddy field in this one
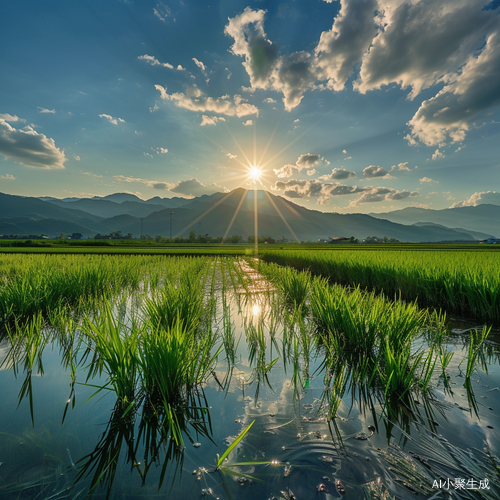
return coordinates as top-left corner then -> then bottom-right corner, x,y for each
0,249 -> 499,499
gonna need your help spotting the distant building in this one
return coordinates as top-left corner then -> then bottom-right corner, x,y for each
484,237 -> 500,244
70,233 -> 86,240
328,237 -> 350,243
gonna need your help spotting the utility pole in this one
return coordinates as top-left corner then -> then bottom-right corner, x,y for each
169,211 -> 173,239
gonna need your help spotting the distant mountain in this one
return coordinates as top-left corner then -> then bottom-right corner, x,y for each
94,189 -> 479,242
412,222 -> 494,240
44,198 -> 168,218
2,189 -> 491,241
371,205 -> 500,237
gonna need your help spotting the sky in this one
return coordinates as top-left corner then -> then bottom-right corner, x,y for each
1,0 -> 500,214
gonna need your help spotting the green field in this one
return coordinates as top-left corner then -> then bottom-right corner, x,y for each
1,249 -> 499,498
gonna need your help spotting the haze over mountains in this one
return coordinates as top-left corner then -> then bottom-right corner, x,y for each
0,190 -> 498,242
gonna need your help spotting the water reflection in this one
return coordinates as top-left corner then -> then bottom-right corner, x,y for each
1,259 -> 500,499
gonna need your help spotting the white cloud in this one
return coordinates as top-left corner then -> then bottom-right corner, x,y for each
225,8 -> 279,90
155,85 -> 259,117
363,165 -> 395,179
138,54 -> 174,69
0,113 -> 23,122
342,149 -> 347,154
1,173 -> 15,180
226,153 -> 237,159
0,118 -> 66,169
451,191 -> 500,207
307,168 -> 316,176
431,149 -> 445,160
192,58 -> 206,72
396,162 -> 411,171
263,97 -> 276,103
114,174 -> 175,190
73,155 -> 80,161
407,30 -> 500,145
153,2 -> 171,22
114,175 -> 226,196
37,107 -> 56,114
243,119 -> 253,126
273,179 -> 368,201
170,178 -> 225,196
274,153 -> 330,178
419,177 -> 439,183
155,147 -> 168,154
200,115 -> 226,126
99,114 -> 125,125
176,64 -> 185,71
144,152 -> 153,158
355,0 -> 494,98
350,187 -> 419,206
319,167 -> 356,180
82,171 -> 103,178
316,0 -> 378,91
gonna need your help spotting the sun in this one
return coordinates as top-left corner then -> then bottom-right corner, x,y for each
248,166 -> 262,181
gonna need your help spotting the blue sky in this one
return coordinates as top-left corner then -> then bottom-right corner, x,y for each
1,0 -> 500,213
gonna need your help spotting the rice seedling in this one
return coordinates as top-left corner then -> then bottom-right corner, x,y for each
259,248 -> 500,323
460,325 -> 491,381
82,306 -> 139,408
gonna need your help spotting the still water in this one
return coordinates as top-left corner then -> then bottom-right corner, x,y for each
0,264 -> 499,499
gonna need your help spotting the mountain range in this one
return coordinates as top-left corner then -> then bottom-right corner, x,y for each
0,189 -> 498,242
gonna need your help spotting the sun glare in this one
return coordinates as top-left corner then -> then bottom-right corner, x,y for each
248,166 -> 262,180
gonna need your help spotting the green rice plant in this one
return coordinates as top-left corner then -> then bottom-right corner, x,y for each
3,314 -> 48,425
259,248 -> 500,324
215,420 -> 255,471
82,306 -> 139,407
461,325 -> 491,381
144,276 -> 207,334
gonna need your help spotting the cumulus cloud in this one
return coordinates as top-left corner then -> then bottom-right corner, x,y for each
307,168 -> 316,176
274,153 -> 329,178
451,191 -> 500,207
114,175 -> 226,197
138,54 -> 174,69
220,2 -> 500,146
431,149 -> 445,160
200,115 -> 226,126
351,187 -> 419,205
170,178 -> 226,196
155,147 -> 169,154
316,0 -> 378,91
225,8 -> 279,90
1,173 -> 15,180
396,162 -> 411,171
363,165 -> 395,179
407,30 -> 500,145
273,179 -> 367,200
243,119 -> 253,126
99,114 -> 125,125
355,0 -> 494,98
37,107 -> 56,114
0,118 -> 66,169
155,85 -> 258,117
0,113 -> 23,122
319,167 -> 356,180
263,97 -> 276,103
420,177 -> 439,183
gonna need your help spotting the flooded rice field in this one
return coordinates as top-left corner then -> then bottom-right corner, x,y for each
0,257 -> 499,499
